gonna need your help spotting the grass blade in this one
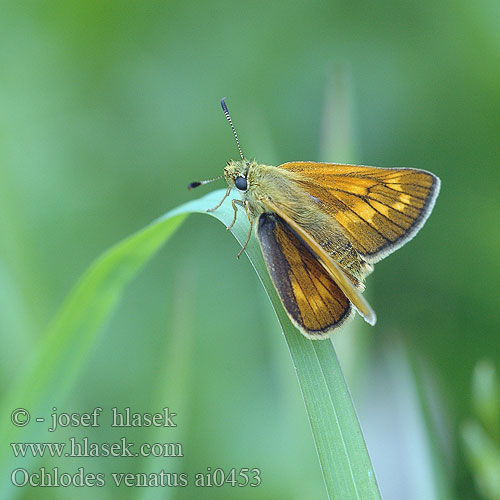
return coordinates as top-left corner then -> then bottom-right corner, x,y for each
1,189 -> 380,499
207,190 -> 382,499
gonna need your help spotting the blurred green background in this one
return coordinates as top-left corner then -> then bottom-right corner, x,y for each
1,0 -> 499,498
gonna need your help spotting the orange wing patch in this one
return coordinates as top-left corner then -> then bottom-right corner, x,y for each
278,162 -> 440,262
257,212 -> 353,337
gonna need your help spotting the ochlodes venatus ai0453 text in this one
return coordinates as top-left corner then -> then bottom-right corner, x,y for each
189,99 -> 440,339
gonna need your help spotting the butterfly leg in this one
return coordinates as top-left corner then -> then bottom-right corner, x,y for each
224,198 -> 252,259
207,186 -> 231,213
236,200 -> 253,259
227,198 -> 243,231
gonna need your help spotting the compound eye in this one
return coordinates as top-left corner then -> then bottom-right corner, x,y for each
235,176 -> 248,191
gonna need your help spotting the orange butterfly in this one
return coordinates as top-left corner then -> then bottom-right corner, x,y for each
189,99 -> 440,339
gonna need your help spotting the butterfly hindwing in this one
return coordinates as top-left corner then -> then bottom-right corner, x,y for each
278,162 -> 440,262
257,212 -> 353,338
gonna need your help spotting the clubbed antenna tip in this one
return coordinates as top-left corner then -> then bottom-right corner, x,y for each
220,98 -> 244,161
186,175 -> 223,190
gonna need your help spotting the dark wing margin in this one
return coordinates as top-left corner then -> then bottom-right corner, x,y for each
257,212 -> 353,338
278,162 -> 441,263
327,168 -> 441,262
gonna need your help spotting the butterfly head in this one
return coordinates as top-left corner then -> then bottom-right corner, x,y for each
224,159 -> 256,192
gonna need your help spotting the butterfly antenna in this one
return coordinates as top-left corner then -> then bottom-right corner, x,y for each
187,174 -> 224,190
221,98 -> 244,160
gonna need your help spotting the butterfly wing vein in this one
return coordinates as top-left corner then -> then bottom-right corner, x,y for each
257,213 -> 353,338
279,162 -> 440,262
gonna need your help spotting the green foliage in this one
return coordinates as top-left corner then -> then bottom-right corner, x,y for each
1,1 -> 499,498
201,190 -> 382,499
0,212 -> 187,496
1,189 -> 380,499
462,361 -> 500,500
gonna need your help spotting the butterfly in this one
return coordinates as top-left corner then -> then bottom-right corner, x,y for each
189,99 -> 440,339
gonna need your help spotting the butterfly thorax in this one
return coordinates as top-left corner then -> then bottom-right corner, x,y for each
224,159 -> 369,284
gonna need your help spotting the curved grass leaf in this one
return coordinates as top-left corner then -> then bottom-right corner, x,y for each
1,188 -> 380,499
204,190 -> 381,500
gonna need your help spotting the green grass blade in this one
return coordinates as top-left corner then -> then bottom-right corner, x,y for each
0,211 -> 189,479
461,360 -> 500,500
1,188 -> 380,499
205,190 -> 381,499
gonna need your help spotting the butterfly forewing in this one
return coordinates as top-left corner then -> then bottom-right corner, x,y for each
278,162 -> 440,262
257,212 -> 353,338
